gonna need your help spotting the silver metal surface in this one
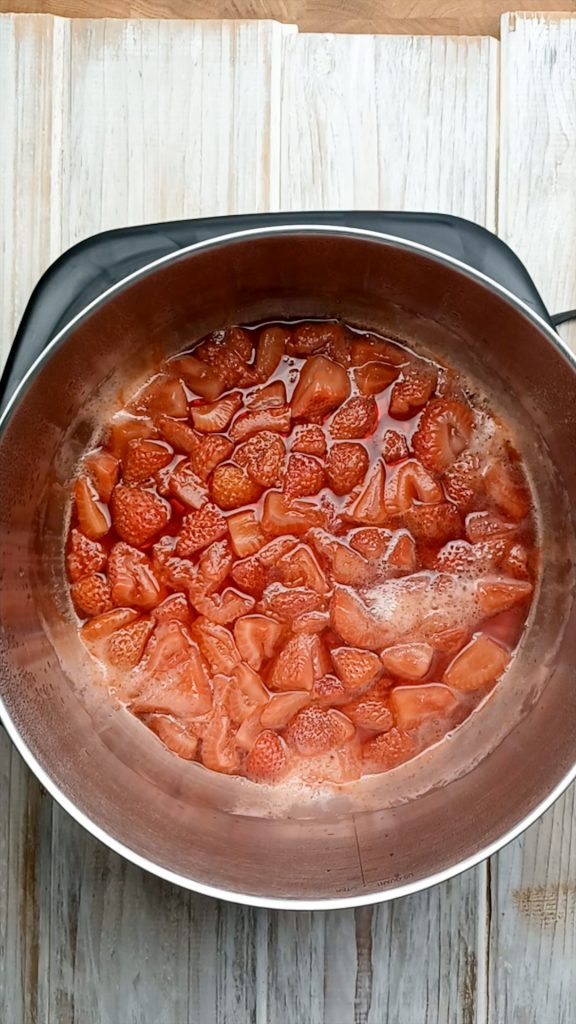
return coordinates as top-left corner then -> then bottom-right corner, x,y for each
1,225 -> 576,910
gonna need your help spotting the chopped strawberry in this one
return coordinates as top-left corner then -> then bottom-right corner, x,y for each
225,326 -> 254,362
108,413 -> 159,459
67,528 -> 107,582
276,543 -> 328,595
234,431 -> 286,488
380,642 -> 433,680
130,374 -> 189,419
190,391 -> 242,433
313,674 -> 348,705
245,730 -> 288,783
258,535 -> 299,567
331,647 -> 382,691
167,460 -> 208,509
269,633 -> 331,692
193,331 -> 254,390
74,476 -> 110,540
444,633 -> 510,691
424,624 -> 470,656
501,542 -> 531,580
476,578 -> 533,616
147,715 -> 199,760
349,527 -> 391,560
465,511 -> 517,544
71,573 -> 112,617
329,395 -> 378,440
388,361 -> 437,419
152,593 -> 191,625
443,451 -> 482,511
151,538 -> 197,592
111,485 -> 171,547
330,588 -> 384,650
175,503 -> 227,557
260,692 -> 311,730
390,684 -> 458,729
230,406 -> 291,443
108,542 -> 164,609
362,727 -> 417,771
192,588 -> 255,625
482,605 -> 527,649
354,362 -> 399,396
235,709 -> 268,752
210,463 -> 262,510
255,326 -> 288,379
200,712 -> 240,774
284,453 -> 325,498
309,530 -> 372,587
261,491 -> 325,535
285,705 -> 354,756
225,662 -> 268,722
107,618 -> 153,668
342,695 -> 393,732
286,321 -> 346,358
349,335 -> 407,367
166,353 -> 225,400
434,538 -> 507,575
156,415 -> 201,456
412,397 -> 474,473
190,618 -> 242,674
290,355 -> 350,420
348,461 -> 387,524
227,509 -> 266,558
385,530 -> 418,574
234,614 -> 284,670
247,380 -> 287,410
192,434 -> 234,482
325,442 -> 369,495
484,458 -> 531,521
84,449 -> 120,502
385,459 -> 443,514
123,438 -> 173,485
81,607 -> 140,642
134,626 -> 213,720
193,539 -> 234,596
231,556 -> 267,595
381,430 -> 410,464
292,611 -> 331,635
260,584 -> 325,619
291,424 -> 327,457
404,503 -> 462,544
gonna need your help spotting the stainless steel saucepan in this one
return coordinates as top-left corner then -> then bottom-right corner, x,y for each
1,225 -> 575,909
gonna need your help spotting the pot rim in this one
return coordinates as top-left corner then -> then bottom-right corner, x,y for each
1,222 -> 575,910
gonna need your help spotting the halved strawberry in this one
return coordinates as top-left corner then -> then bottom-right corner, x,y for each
245,730 -> 288,783
210,463 -> 262,510
342,695 -> 393,732
166,353 -> 225,400
74,476 -> 110,540
226,662 -> 269,722
191,391 -> 242,433
354,362 -> 399,396
192,588 -> 255,625
269,633 -> 331,692
380,642 -> 433,680
230,406 -> 291,443
285,705 -> 354,756
349,335 -> 407,367
412,397 -> 474,472
130,374 -> 188,419
349,527 -> 391,560
84,448 -> 120,502
291,424 -> 327,457
443,451 -> 482,511
234,614 -> 284,670
175,503 -> 227,557
255,326 -> 288,379
384,530 -> 418,574
284,453 -> 325,498
81,607 -> 139,642
247,380 -> 287,410
152,593 -> 191,625
309,530 -> 372,587
404,502 -> 462,544
261,491 -> 325,535
110,486 -> 171,547
71,573 -> 112,617
348,461 -> 387,524
385,459 -> 443,514
167,460 -> 208,509
329,396 -> 378,440
362,727 -> 417,772
108,542 -> 164,608
484,458 -> 531,521
123,438 -> 173,485
325,442 -> 369,495
290,355 -> 350,420
67,528 -> 107,582
381,430 -> 410,464
157,415 -> 201,456
200,712 -> 240,774
388,361 -> 437,419
107,618 -> 153,668
260,585 -> 325,619
234,431 -> 286,488
276,543 -> 328,595
476,578 -> 533,616
390,684 -> 458,729
147,715 -> 199,760
260,692 -> 310,730
227,509 -> 266,558
108,413 -> 159,459
190,618 -> 242,674
331,647 -> 382,691
443,633 -> 510,691
286,321 -> 346,358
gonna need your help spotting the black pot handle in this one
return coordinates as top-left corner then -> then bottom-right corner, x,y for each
551,309 -> 576,328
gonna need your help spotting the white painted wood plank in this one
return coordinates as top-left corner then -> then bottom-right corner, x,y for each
490,14 -> 576,1024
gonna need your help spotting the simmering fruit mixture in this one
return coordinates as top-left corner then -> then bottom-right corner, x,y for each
65,321 -> 537,785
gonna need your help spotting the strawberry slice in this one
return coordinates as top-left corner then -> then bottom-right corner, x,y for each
284,453 -> 325,498
385,459 -> 443,515
192,588 -> 255,625
245,730 -> 288,783
260,584 -> 325,619
260,692 -> 310,730
210,463 -> 262,510
71,573 -> 112,617
443,451 -> 482,511
329,396 -> 378,440
286,321 -> 346,358
348,461 -> 387,524
247,380 -> 287,410
167,460 -> 208,509
443,633 -> 510,691
476,578 -> 533,616
381,430 -> 410,464
465,511 -> 517,544
326,442 -> 369,495
380,642 -> 434,680
84,449 -> 120,502
342,695 -> 393,732
362,727 -> 417,772
390,684 -> 458,729
404,503 -> 462,544
81,607 -> 139,642
156,415 -> 201,456
147,716 -> 199,760
190,618 -> 242,674
285,705 -> 354,756
290,355 -> 350,420
384,530 -> 418,574
291,424 -> 327,457
261,491 -> 325,536
191,392 -> 242,433
67,528 -> 107,582
111,486 -> 171,547
108,542 -> 164,609
354,362 -> 399,396
227,510 -> 266,558
230,406 -> 291,443
234,431 -> 286,488
388,361 -> 437,418
200,712 -> 240,774
225,662 -> 269,722
130,374 -> 188,419
349,527 -> 391,560
269,633 -> 331,692
123,438 -> 173,485
255,326 -> 288,379
74,476 -> 110,540
412,397 -> 474,473
108,413 -> 159,459
331,647 -> 382,691
106,618 -> 153,668
484,458 -> 531,521
166,353 -> 225,400
175,503 -> 227,557
234,614 -> 284,670
277,543 -> 328,595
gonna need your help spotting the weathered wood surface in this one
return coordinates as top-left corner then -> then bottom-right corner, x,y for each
0,13 -> 575,1023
